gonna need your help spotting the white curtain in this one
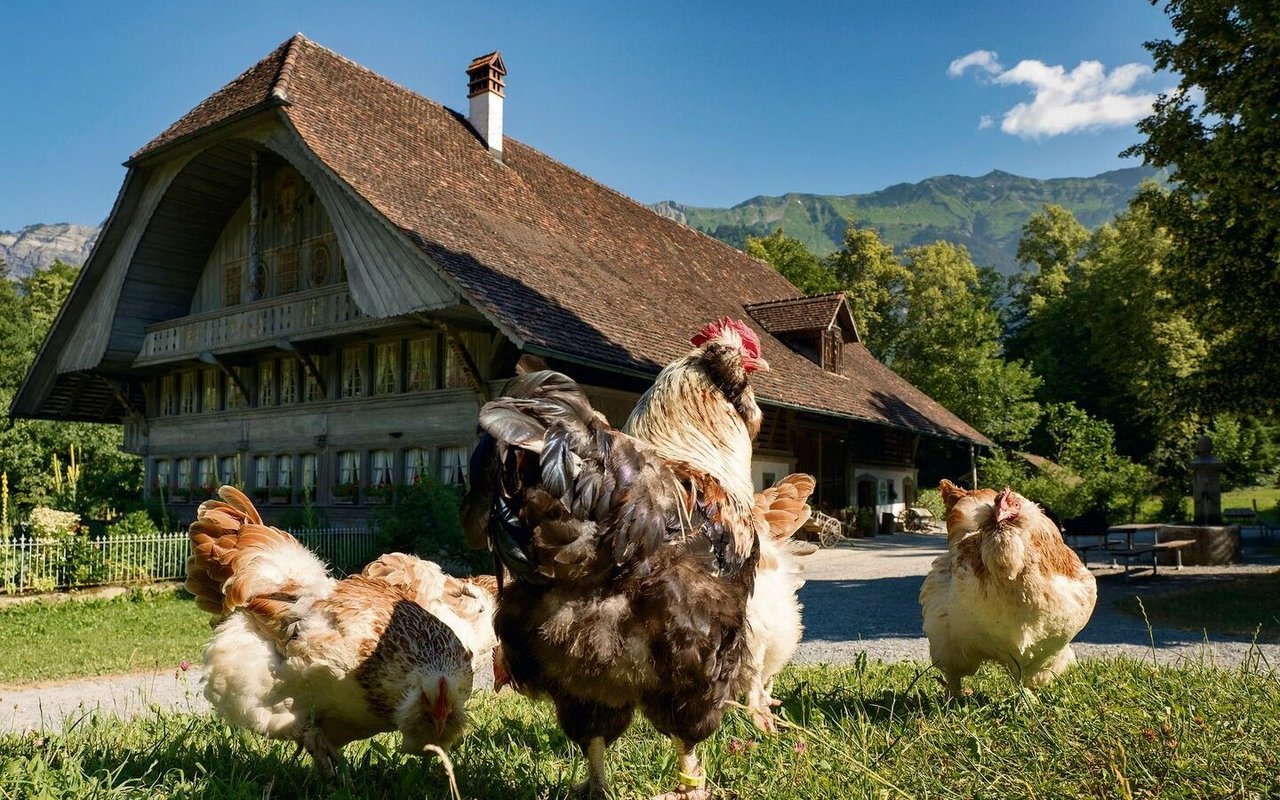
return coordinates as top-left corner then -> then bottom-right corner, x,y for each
371,450 -> 393,486
439,446 -> 468,486
404,448 -> 427,484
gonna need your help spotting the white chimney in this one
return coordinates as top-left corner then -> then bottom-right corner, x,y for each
467,51 -> 506,158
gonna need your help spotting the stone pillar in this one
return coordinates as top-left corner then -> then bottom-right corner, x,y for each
1190,434 -> 1223,524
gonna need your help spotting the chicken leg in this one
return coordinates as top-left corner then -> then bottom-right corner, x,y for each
652,739 -> 709,800
572,737 -> 610,798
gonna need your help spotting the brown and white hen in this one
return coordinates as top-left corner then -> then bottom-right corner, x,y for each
919,480 -> 1097,696
187,487 -> 478,773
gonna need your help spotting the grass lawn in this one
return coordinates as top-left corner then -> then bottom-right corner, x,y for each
0,589 -> 207,686
1139,485 -> 1280,523
1117,571 -> 1280,642
1,660 -> 1278,798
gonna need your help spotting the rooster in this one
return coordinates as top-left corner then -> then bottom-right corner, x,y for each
626,380 -> 816,735
919,480 -> 1097,696
462,318 -> 769,800
186,487 -> 482,773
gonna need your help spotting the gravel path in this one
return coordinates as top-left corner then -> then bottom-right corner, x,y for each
1,668 -> 209,735
795,532 -> 1280,668
3,532 -> 1275,733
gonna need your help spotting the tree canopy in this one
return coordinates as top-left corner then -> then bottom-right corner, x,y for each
1126,0 -> 1280,409
0,261 -> 142,518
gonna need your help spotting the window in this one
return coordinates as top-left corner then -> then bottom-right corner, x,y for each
439,446 -> 469,486
877,479 -> 890,506
154,459 -> 171,490
277,455 -> 294,490
341,347 -> 365,398
226,370 -> 248,410
374,342 -> 399,395
224,261 -> 242,307
308,241 -> 332,287
219,456 -> 240,487
279,360 -> 298,404
305,356 -> 327,402
276,247 -> 300,294
337,451 -> 361,485
196,457 -> 215,492
201,370 -> 220,412
254,456 -> 271,492
300,453 -> 317,497
179,373 -> 196,415
159,376 -> 176,416
258,360 -> 276,407
371,450 -> 393,488
821,328 -> 843,375
176,458 -> 191,489
407,337 -> 435,391
404,448 -> 428,485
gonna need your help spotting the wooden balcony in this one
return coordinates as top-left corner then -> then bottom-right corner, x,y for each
135,285 -> 381,366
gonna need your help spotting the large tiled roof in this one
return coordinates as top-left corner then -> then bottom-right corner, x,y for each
130,35 -> 989,445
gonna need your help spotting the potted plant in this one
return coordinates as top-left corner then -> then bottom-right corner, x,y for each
270,486 -> 293,505
366,482 -> 394,505
332,481 -> 359,504
250,486 -> 269,503
171,485 -> 191,503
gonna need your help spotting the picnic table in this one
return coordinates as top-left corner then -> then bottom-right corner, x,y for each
1068,524 -> 1196,579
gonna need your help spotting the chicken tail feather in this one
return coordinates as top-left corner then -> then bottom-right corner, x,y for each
755,473 -> 816,544
187,486 -> 332,618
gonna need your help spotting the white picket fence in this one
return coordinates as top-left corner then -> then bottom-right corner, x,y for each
0,527 -> 379,594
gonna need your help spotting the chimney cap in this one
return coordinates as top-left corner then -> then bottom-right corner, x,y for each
467,51 -> 506,98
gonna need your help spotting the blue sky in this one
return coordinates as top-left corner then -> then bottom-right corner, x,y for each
0,0 -> 1173,231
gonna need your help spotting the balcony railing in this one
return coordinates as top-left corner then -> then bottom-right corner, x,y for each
135,285 -> 379,365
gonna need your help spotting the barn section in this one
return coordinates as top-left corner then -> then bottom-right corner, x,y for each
11,35 -> 990,525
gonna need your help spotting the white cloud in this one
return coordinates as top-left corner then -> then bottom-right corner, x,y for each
978,115 -> 994,130
949,50 -> 1164,138
948,50 -> 1002,78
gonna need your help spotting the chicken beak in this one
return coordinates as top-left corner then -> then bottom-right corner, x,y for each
749,356 -> 770,373
493,655 -> 511,692
432,676 -> 451,737
995,487 -> 1021,525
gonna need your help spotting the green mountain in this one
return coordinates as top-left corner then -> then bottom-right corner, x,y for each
651,166 -> 1160,275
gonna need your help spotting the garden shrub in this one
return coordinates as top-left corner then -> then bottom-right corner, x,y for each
374,478 -> 488,573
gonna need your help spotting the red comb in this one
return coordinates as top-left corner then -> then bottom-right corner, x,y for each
691,317 -> 761,358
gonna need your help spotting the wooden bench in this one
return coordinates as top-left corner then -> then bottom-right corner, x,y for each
1071,542 -> 1106,566
1111,539 -> 1197,578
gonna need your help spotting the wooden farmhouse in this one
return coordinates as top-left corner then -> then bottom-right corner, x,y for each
11,36 -> 990,525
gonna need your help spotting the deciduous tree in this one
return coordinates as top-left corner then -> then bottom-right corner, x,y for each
1126,0 -> 1280,409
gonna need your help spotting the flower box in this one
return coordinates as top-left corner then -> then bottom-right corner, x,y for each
269,488 -> 293,505
250,487 -> 269,503
365,484 -> 394,505
332,482 -> 359,504
171,487 -> 192,503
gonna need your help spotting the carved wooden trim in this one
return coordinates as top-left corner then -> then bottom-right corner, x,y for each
439,321 -> 491,402
200,352 -> 252,401
98,375 -> 149,435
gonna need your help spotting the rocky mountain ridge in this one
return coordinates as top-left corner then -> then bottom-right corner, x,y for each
0,223 -> 99,279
